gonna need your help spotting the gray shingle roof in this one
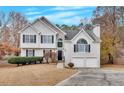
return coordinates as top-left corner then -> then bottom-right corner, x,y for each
64,30 -> 100,42
86,30 -> 100,42
64,30 -> 80,40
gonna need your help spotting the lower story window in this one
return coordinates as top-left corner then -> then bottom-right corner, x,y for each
26,49 -> 35,57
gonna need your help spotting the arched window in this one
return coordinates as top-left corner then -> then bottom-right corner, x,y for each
77,39 -> 87,44
57,38 -> 63,47
74,38 -> 90,52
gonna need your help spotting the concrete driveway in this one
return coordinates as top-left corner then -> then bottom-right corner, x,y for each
56,69 -> 124,86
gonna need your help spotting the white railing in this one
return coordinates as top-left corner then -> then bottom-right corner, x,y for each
74,44 -> 90,53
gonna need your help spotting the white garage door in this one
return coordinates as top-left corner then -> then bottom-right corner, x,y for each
86,58 -> 98,67
72,58 -> 85,68
72,57 -> 99,68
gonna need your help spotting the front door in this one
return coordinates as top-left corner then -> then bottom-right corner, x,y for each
58,50 -> 62,60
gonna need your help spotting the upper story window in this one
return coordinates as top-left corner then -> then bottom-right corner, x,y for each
57,38 -> 63,47
77,39 -> 87,44
41,35 -> 54,43
23,35 -> 36,43
74,38 -> 90,52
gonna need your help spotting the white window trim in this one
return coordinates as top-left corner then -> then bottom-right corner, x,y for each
75,44 -> 90,53
24,35 -> 36,43
27,49 -> 34,57
42,35 -> 53,43
57,38 -> 63,47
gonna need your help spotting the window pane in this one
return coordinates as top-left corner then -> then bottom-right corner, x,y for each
57,38 -> 63,47
43,35 -> 46,43
24,35 -> 36,43
30,35 -> 34,43
48,36 -> 52,43
77,39 -> 87,44
25,35 -> 29,43
42,35 -> 53,43
74,44 -> 90,52
58,42 -> 63,47
28,50 -> 34,57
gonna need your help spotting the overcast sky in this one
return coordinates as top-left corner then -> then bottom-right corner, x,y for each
0,6 -> 96,25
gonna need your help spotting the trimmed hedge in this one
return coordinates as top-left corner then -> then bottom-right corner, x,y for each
8,57 -> 43,66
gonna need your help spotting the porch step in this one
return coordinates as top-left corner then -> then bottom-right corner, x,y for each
57,62 -> 64,69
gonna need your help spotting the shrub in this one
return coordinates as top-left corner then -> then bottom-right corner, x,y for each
68,63 -> 74,68
8,57 -> 43,66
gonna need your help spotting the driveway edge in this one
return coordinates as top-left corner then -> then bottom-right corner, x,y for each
55,71 -> 81,86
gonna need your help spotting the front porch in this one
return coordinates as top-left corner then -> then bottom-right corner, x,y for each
42,49 -> 65,64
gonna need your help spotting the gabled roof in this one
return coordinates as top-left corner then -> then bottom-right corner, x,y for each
40,17 -> 66,35
18,23 -> 39,34
19,16 -> 66,35
64,28 -> 100,43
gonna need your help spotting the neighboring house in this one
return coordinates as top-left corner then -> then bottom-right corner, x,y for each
19,17 -> 101,68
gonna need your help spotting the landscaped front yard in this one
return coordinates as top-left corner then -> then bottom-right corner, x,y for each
0,62 -> 77,86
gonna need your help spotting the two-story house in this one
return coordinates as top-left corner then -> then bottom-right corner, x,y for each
19,17 -> 101,68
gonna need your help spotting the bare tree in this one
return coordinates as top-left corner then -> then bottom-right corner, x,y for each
9,11 -> 28,47
0,11 -> 11,43
0,11 -> 28,48
93,6 -> 124,63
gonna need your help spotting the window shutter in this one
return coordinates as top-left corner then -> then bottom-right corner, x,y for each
34,35 -> 36,43
88,45 -> 90,52
52,35 -> 54,43
77,45 -> 78,52
74,45 -> 76,52
26,50 -> 28,57
33,50 -> 35,56
23,35 -> 25,43
41,35 -> 43,43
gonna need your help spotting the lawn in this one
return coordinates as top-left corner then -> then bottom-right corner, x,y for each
0,62 -> 77,86
101,64 -> 124,72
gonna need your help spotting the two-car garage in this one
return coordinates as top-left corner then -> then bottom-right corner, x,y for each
71,57 -> 99,68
